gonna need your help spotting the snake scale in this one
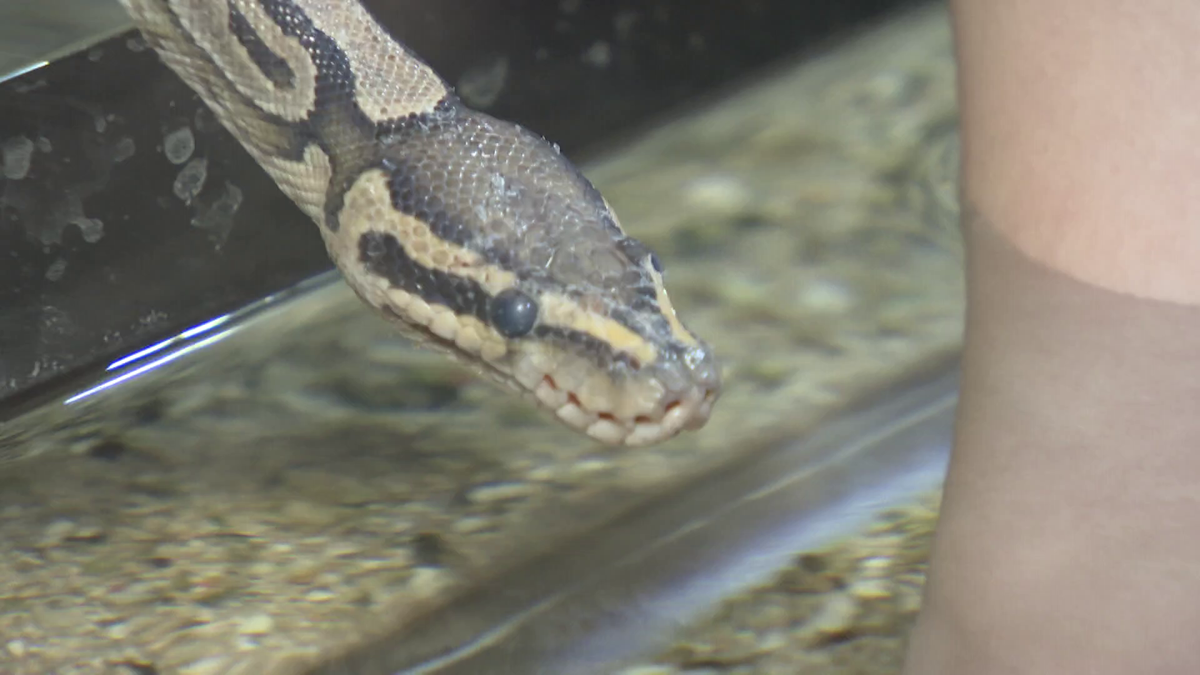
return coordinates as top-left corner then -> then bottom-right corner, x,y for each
117,0 -> 721,446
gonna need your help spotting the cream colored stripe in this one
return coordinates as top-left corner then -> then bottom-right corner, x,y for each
539,294 -> 658,367
333,169 -> 517,291
650,269 -> 699,348
328,169 -> 513,363
330,169 -> 658,368
168,0 -> 316,122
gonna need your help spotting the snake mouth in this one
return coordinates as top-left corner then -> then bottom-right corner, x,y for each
502,345 -> 721,446
527,370 -> 719,446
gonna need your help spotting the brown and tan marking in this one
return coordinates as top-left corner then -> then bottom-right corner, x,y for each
119,0 -> 720,445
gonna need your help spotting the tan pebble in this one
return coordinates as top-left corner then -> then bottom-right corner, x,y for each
466,481 -> 537,503
683,173 -> 752,215
616,666 -> 679,675
305,588 -> 336,602
797,593 -> 859,646
747,602 -> 790,630
797,279 -> 856,313
452,516 -> 494,534
41,519 -> 76,544
355,550 -> 414,571
858,555 -> 893,573
285,561 -> 322,584
525,465 -> 557,482
325,542 -> 362,558
72,523 -> 106,540
758,631 -> 788,652
569,457 -> 614,478
178,656 -> 230,675
5,639 -> 26,657
237,613 -> 274,636
112,657 -> 158,675
315,572 -> 343,587
408,566 -> 453,597
849,578 -> 892,599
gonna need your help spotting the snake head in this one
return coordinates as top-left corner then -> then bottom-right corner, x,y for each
337,101 -> 721,446
121,0 -> 716,445
480,205 -> 722,446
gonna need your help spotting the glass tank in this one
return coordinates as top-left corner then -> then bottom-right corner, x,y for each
0,1 -> 963,673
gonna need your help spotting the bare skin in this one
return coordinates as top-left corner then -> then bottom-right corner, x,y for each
903,2 -> 1200,673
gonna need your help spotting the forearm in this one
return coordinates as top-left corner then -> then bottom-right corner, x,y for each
952,0 -> 1200,304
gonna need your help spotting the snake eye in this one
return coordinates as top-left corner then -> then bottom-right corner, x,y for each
648,252 -> 664,273
490,288 -> 538,338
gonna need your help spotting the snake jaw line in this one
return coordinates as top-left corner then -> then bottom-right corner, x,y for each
517,348 -> 720,446
361,269 -> 719,446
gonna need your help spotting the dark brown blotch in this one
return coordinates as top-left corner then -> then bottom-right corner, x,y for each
357,230 -> 490,321
227,5 -> 296,89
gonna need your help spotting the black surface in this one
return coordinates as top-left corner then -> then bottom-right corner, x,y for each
0,0 -> 918,415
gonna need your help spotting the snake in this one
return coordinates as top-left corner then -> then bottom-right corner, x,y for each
116,0 -> 721,446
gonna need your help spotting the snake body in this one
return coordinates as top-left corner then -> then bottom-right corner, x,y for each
117,0 -> 720,445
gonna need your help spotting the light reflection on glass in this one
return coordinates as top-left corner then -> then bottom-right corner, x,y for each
0,60 -> 48,84
64,327 -> 238,406
105,314 -> 232,371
